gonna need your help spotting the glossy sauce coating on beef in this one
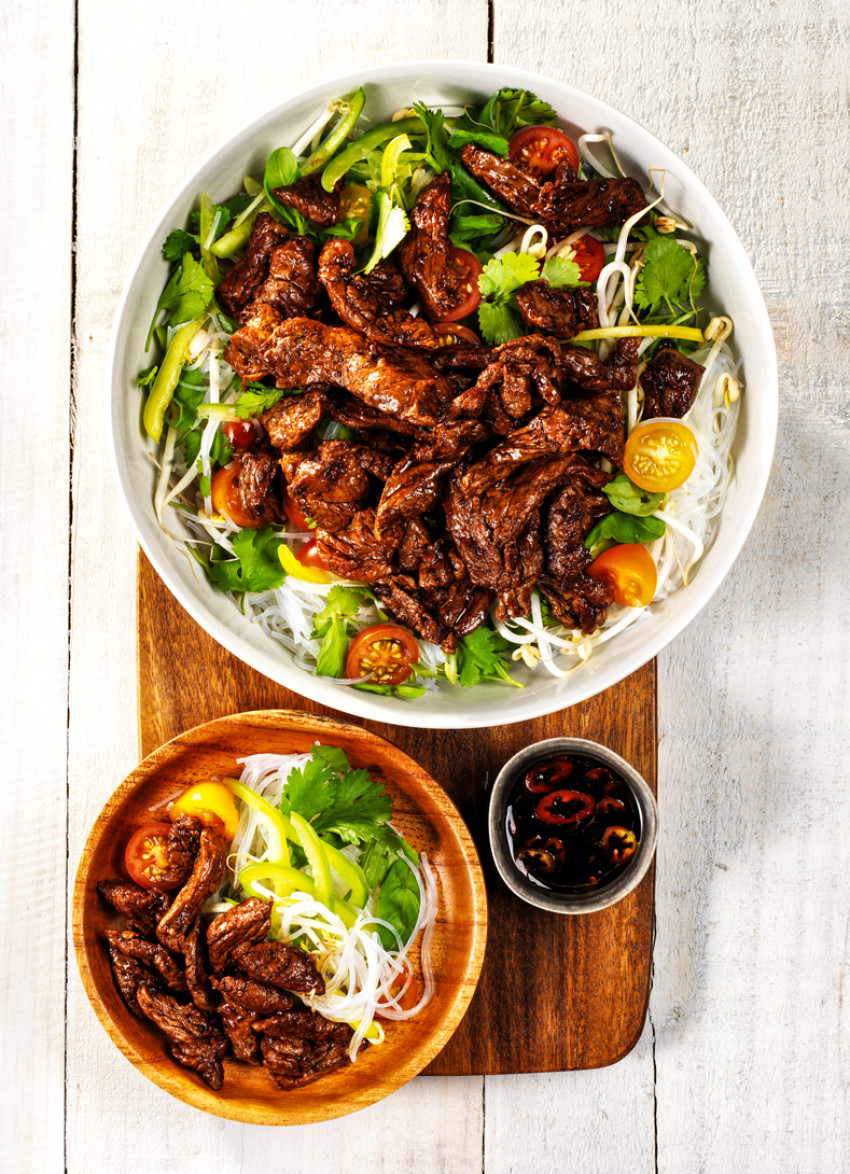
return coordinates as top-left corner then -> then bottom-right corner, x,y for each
219,170 -> 658,648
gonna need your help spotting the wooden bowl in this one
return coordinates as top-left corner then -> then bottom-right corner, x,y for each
73,710 -> 488,1124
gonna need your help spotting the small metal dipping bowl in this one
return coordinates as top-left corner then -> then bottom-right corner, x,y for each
488,737 -> 658,915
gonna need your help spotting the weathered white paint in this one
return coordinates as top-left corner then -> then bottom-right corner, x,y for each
0,2 -> 74,1171
5,0 -> 848,1169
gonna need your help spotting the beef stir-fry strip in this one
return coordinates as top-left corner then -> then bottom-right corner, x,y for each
640,345 -> 705,419
206,899 -> 273,973
157,826 -> 227,954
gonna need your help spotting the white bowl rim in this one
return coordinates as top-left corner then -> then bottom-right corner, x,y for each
109,59 -> 778,730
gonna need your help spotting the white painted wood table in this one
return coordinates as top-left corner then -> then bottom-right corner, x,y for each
3,0 -> 848,1169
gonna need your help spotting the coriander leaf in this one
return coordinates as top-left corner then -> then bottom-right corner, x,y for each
169,372 -> 206,433
541,255 -> 585,289
479,251 -> 540,300
159,252 -> 215,327
602,474 -> 664,517
181,428 -> 201,466
206,526 -> 286,593
162,229 -> 198,262
135,365 -> 158,388
210,428 -> 232,468
284,743 -> 394,846
585,511 -> 666,549
315,616 -> 349,678
479,87 -> 558,138
311,586 -> 367,639
234,384 -> 286,418
455,626 -> 519,688
447,128 -> 509,155
312,744 -> 351,774
478,300 -> 525,345
376,858 -> 421,950
413,102 -> 452,173
634,234 -> 706,314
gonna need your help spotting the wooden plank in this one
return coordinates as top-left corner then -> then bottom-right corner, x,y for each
0,1 -> 74,1169
138,550 -> 656,1075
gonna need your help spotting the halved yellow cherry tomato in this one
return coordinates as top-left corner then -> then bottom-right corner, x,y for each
169,781 -> 241,841
588,544 -> 657,608
338,184 -> 372,245
623,419 -> 698,493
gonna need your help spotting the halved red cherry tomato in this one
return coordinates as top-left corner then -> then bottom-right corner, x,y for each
377,961 -> 421,1017
588,544 -> 658,608
210,462 -> 261,529
338,184 -> 372,245
282,490 -> 314,531
555,233 -> 606,283
222,418 -> 264,449
296,539 -> 330,572
346,623 -> 419,686
431,249 -> 483,322
623,419 -> 698,493
535,789 -> 596,827
169,781 -> 241,841
433,321 -> 481,346
508,125 -> 579,181
124,822 -> 184,891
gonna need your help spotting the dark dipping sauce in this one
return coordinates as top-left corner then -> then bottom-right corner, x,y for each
505,753 -> 642,893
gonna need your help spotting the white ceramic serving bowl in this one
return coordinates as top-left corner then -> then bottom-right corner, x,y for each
110,61 -> 777,730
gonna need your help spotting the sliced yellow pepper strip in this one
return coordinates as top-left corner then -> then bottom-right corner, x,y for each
570,325 -> 704,343
279,543 -> 332,584
143,317 -> 204,441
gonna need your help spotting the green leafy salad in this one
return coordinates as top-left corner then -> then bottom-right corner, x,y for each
138,83 -> 742,699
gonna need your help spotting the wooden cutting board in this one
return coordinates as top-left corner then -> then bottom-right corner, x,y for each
137,551 -> 656,1075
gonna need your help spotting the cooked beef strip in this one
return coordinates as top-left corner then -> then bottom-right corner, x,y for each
373,420 -> 489,538
218,999 -> 262,1065
459,144 -> 542,218
515,281 -> 599,338
253,317 -> 454,427
217,213 -> 291,318
399,172 -> 473,320
315,509 -> 398,582
279,441 -> 375,532
223,301 -> 284,381
260,1034 -> 351,1091
105,929 -> 187,992
206,898 -> 272,973
321,389 -> 424,438
319,240 -> 440,349
107,947 -> 160,1018
533,176 -> 649,235
260,388 -> 328,451
136,984 -> 229,1090
271,173 -> 341,227
445,456 -> 576,617
236,942 -> 325,995
252,1010 -> 353,1043
231,447 -> 282,526
538,573 -> 614,635
249,236 -> 321,320
97,880 -> 170,936
640,345 -> 705,418
156,826 -> 227,954
545,460 -> 613,583
449,335 -> 563,434
183,917 -> 216,1011
460,396 -> 624,497
607,336 -> 641,391
210,975 -> 294,1014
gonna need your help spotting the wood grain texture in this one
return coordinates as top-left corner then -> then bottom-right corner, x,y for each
74,710 -> 487,1123
1,1 -> 74,1170
137,550 -> 657,1076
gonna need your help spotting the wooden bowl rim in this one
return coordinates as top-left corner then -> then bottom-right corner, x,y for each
73,709 -> 488,1123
